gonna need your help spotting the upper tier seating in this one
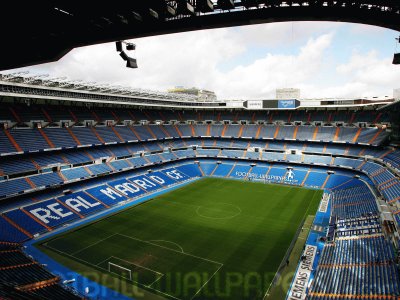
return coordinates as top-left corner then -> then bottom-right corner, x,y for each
0,124 -> 388,154
1,104 -> 390,124
0,130 -> 17,153
42,128 -> 76,148
10,129 -> 50,151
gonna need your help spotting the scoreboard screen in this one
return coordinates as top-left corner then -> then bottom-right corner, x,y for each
244,99 -> 299,110
278,100 -> 296,109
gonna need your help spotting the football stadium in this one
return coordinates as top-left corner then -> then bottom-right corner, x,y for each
1,2 -> 400,300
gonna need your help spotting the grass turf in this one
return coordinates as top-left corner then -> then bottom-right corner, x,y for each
37,178 -> 322,300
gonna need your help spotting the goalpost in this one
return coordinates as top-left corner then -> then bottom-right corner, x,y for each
108,262 -> 132,280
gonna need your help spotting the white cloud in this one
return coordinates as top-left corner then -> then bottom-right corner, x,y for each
10,22 -> 399,100
229,21 -> 340,47
210,33 -> 334,99
323,51 -> 400,97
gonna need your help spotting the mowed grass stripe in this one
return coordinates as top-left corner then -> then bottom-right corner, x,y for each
37,178 -> 322,300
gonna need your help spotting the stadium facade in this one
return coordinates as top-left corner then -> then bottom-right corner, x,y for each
0,72 -> 399,299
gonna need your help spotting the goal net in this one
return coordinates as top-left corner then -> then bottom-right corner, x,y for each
108,262 -> 132,280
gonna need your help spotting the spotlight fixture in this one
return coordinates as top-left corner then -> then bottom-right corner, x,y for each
115,41 -> 138,69
197,0 -> 214,12
393,36 -> 400,65
393,53 -> 400,65
115,41 -> 123,52
217,0 -> 235,10
177,0 -> 195,15
241,0 -> 260,8
119,51 -> 129,61
126,57 -> 138,69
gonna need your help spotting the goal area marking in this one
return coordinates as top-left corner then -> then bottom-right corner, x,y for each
102,256 -> 164,287
108,261 -> 132,281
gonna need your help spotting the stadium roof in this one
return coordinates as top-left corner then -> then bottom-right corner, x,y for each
1,1 -> 399,71
378,99 -> 400,111
0,72 -> 394,110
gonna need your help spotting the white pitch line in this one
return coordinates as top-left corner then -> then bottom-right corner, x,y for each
147,274 -> 164,288
263,275 -> 276,300
71,233 -> 117,256
44,242 -> 183,300
44,243 -> 76,258
190,263 -> 224,300
148,240 -> 184,253
95,255 -> 113,266
155,289 -> 182,300
110,255 -> 163,276
117,233 -> 223,266
195,203 -> 242,220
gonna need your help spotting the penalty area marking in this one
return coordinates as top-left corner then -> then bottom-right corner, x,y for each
147,240 -> 184,253
117,233 -> 223,266
105,255 -> 164,288
71,233 -> 118,256
116,233 -> 224,300
147,273 -> 165,288
107,255 -> 163,276
190,263 -> 223,300
43,243 -> 181,300
43,233 -> 223,300
95,255 -> 113,266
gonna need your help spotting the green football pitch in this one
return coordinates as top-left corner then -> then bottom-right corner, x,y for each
37,178 -> 322,300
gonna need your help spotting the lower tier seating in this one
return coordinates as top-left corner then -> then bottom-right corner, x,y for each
308,232 -> 400,299
0,242 -> 83,299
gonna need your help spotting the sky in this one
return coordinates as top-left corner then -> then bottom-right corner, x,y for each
9,21 -> 400,100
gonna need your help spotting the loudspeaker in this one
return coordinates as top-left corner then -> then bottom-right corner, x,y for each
242,0 -> 260,8
393,53 -> 400,65
126,57 -> 138,69
217,0 -> 235,9
177,0 -> 195,15
197,0 -> 214,12
116,41 -> 123,52
126,43 -> 136,51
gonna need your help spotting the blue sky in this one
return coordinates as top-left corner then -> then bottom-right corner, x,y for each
12,21 -> 400,99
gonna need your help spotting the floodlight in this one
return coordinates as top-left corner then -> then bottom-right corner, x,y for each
115,41 -> 123,52
166,4 -> 177,16
149,8 -> 159,19
197,0 -> 214,12
119,51 -> 129,61
394,36 -> 400,65
393,53 -> 400,65
126,57 -> 138,69
117,42 -> 138,69
217,0 -> 235,9
177,0 -> 195,15
242,0 -> 260,8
